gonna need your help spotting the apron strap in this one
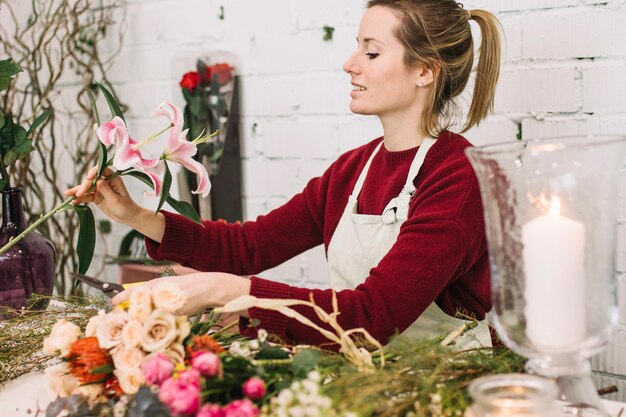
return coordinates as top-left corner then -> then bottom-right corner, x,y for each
395,137 -> 437,220
350,141 -> 384,199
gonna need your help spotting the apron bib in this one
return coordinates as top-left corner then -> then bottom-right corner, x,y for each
327,139 -> 490,349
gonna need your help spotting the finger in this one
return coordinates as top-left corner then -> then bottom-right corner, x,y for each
96,179 -> 117,200
75,178 -> 94,198
64,185 -> 81,197
86,166 -> 99,180
112,287 -> 131,305
71,193 -> 95,205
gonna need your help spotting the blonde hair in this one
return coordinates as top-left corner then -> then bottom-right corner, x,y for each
366,0 -> 502,137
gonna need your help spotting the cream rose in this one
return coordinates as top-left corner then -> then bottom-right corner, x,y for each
176,316 -> 191,343
43,319 -> 81,356
164,342 -> 186,365
152,281 -> 186,313
114,368 -> 145,395
45,363 -> 78,398
141,310 -> 178,352
72,383 -> 105,403
85,310 -> 106,337
130,285 -> 153,308
112,346 -> 145,371
128,302 -> 151,322
96,310 -> 129,350
122,320 -> 144,347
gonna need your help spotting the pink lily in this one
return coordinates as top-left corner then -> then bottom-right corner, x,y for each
152,101 -> 211,198
95,118 -> 163,196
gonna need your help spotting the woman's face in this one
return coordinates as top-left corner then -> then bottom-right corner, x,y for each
343,6 -> 423,119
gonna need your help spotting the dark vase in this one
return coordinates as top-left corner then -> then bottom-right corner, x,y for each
0,187 -> 55,313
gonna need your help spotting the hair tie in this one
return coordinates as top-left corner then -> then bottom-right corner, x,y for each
468,9 -> 473,20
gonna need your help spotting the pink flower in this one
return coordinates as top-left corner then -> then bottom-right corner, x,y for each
159,377 -> 201,415
96,117 -> 128,146
141,353 -> 174,386
222,399 -> 259,417
242,377 -> 266,400
153,101 -> 210,198
177,369 -> 201,388
191,352 -> 221,377
197,404 -> 225,417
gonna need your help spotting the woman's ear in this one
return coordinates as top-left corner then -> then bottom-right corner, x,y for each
415,63 -> 440,87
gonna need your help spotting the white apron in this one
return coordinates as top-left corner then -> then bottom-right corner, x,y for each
327,139 -> 491,349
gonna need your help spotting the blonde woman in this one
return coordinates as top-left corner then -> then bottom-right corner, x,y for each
68,0 -> 502,348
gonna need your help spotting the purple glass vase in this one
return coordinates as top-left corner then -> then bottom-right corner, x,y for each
0,187 -> 55,313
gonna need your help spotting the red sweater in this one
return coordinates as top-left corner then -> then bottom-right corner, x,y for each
145,131 -> 491,346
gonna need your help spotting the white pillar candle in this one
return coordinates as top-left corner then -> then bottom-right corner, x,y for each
521,197 -> 586,348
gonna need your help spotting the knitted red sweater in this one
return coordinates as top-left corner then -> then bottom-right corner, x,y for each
145,130 -> 491,346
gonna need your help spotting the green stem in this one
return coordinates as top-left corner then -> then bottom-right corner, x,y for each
0,158 -> 10,187
0,196 -> 76,255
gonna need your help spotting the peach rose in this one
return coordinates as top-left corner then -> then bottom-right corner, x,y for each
114,368 -> 145,395
164,342 -> 186,365
141,310 -> 177,352
43,319 -> 81,356
128,302 -> 151,322
45,363 -> 78,398
112,346 -> 145,371
122,320 -> 144,348
96,310 -> 129,350
152,281 -> 186,313
130,285 -> 153,308
176,316 -> 191,343
72,383 -> 105,403
85,310 -> 106,337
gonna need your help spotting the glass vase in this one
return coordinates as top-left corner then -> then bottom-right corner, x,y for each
0,187 -> 55,314
465,136 -> 626,415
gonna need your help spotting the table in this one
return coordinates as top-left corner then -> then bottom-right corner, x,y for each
1,372 -> 625,417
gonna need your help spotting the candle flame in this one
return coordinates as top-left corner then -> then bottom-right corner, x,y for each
548,196 -> 561,217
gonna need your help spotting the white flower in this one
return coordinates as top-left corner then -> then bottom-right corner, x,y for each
96,310 -> 129,350
112,346 -> 145,371
151,281 -> 186,313
257,329 -> 268,343
72,383 -> 104,403
164,342 -> 186,365
43,319 -> 81,356
85,310 -> 106,337
45,363 -> 78,398
176,316 -> 191,343
115,368 -> 145,395
122,320 -> 144,348
141,310 -> 177,352
128,302 -> 151,322
130,285 -> 153,308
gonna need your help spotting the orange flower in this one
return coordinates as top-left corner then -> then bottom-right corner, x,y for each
65,337 -> 113,384
186,335 -> 225,359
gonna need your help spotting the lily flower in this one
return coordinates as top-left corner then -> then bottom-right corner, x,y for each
152,101 -> 211,198
95,117 -> 128,146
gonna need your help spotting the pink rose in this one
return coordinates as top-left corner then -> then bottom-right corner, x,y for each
159,377 -> 200,415
192,352 -> 221,377
197,404 -> 225,417
141,353 -> 174,386
242,377 -> 266,400
177,369 -> 201,387
222,399 -> 259,417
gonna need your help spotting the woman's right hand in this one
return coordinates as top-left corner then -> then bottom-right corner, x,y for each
64,167 -> 139,226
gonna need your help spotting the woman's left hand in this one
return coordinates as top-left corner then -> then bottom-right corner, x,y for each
111,272 -> 252,317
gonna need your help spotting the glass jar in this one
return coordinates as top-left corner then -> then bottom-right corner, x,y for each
468,374 -> 561,417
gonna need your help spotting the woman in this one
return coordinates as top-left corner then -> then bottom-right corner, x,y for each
67,0 -> 502,348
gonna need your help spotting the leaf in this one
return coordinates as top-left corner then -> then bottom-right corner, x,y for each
291,349 -> 321,378
0,179 -> 7,192
98,219 -> 112,234
95,82 -> 124,121
156,162 -> 172,213
124,170 -> 203,225
118,229 -> 143,257
254,346 -> 290,360
0,58 -> 22,91
96,141 -> 108,178
86,89 -> 101,125
26,109 -> 50,138
0,111 -> 4,130
72,205 -> 96,274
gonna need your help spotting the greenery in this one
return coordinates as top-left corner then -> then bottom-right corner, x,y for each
0,0 -> 127,294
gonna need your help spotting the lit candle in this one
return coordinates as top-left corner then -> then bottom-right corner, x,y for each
521,197 -> 586,348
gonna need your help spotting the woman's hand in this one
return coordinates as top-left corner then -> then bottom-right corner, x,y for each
64,167 -> 139,225
112,272 -> 252,317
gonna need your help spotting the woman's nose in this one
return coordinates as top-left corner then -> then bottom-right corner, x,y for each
343,52 -> 359,74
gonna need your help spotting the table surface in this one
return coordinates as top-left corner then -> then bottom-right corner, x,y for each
1,372 -> 625,417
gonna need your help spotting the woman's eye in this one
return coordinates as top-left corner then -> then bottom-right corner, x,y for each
366,52 -> 379,60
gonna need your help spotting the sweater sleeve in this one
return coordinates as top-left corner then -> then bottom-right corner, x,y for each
241,152 -> 491,346
144,165 -> 333,275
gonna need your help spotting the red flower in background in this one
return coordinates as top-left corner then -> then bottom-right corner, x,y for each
211,63 -> 234,85
180,71 -> 201,91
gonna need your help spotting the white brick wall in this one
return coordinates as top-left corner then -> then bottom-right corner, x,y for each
5,0 -> 626,396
